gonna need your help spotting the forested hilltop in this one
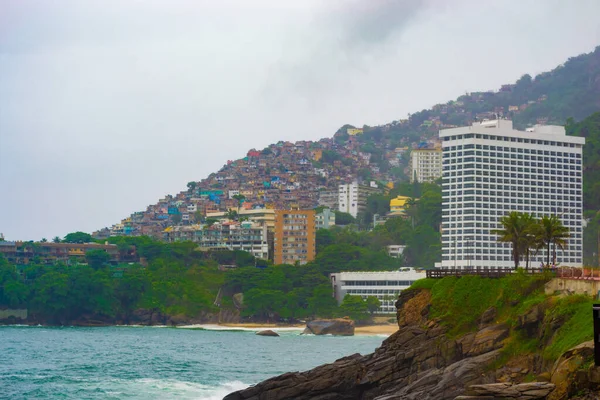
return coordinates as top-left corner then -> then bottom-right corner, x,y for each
101,47 -> 600,238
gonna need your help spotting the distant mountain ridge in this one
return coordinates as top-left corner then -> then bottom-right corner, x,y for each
98,46 -> 600,238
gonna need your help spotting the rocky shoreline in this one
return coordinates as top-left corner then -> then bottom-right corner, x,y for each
224,288 -> 600,400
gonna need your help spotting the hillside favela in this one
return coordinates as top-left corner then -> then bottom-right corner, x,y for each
2,3 -> 600,400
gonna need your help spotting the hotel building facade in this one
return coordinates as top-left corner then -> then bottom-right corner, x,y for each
438,120 -> 585,269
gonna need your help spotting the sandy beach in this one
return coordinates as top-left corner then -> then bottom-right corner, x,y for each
218,322 -> 399,336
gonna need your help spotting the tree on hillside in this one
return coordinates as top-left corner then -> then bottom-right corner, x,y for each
232,194 -> 246,213
52,236 -> 61,243
85,249 -> 110,270
226,209 -> 238,221
63,232 -> 92,244
171,214 -> 182,225
316,228 -> 335,253
340,295 -> 369,322
366,296 -> 381,315
335,211 -> 355,226
537,215 -> 570,266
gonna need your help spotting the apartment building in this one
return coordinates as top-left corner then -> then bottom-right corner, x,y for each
206,208 -> 276,230
409,148 -> 443,183
0,241 -> 120,266
164,221 -> 270,260
438,119 -> 585,269
315,208 -> 336,230
273,209 -> 316,265
338,181 -> 380,218
330,269 -> 426,313
317,190 -> 339,210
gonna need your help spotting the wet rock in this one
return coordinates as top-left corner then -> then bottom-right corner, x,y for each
304,318 -> 355,336
256,330 -> 279,337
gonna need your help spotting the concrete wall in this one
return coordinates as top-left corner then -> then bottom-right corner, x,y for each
545,279 -> 600,297
0,309 -> 27,320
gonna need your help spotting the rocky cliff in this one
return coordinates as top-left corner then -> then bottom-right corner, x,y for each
225,284 -> 600,400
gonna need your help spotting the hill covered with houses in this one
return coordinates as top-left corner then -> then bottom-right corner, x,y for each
95,46 -> 600,240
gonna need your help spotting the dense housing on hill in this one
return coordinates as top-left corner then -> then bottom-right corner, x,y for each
94,47 -> 600,269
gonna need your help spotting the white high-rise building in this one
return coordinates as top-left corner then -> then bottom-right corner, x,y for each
438,120 -> 585,269
338,181 -> 379,218
338,181 -> 359,218
409,148 -> 443,183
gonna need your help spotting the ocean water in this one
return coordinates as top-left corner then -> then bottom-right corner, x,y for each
0,326 -> 386,399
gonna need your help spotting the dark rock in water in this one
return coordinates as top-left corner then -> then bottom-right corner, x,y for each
303,318 -> 354,336
256,330 -> 279,337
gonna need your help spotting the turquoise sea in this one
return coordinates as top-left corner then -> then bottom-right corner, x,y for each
0,325 -> 385,399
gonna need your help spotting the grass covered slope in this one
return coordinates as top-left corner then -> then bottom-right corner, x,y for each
409,271 -> 595,363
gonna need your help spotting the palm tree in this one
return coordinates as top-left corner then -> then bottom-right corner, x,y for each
405,198 -> 418,229
492,211 -> 528,270
226,209 -> 238,221
52,236 -> 61,243
232,194 -> 246,213
519,213 -> 538,271
537,215 -> 570,267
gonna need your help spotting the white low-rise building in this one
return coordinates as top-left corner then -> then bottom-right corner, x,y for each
387,245 -> 406,258
330,269 -> 426,314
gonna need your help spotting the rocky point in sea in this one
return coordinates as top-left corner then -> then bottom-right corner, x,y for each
302,318 -> 355,336
225,287 -> 600,400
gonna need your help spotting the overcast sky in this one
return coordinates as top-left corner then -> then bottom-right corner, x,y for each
1,0 -> 599,241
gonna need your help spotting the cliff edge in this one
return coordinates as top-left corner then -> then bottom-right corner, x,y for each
225,275 -> 600,400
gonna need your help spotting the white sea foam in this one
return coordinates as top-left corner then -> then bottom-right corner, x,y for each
130,378 -> 249,399
78,377 -> 249,399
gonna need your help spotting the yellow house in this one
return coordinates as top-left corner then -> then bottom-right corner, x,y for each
390,196 -> 412,215
347,128 -> 363,136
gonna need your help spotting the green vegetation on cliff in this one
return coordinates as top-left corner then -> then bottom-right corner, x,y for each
410,273 -> 595,363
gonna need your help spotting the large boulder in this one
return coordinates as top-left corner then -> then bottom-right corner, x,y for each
303,318 -> 355,336
548,341 -> 595,400
256,330 -> 280,337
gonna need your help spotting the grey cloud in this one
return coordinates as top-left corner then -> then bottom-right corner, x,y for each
330,0 -> 428,52
263,0 -> 430,103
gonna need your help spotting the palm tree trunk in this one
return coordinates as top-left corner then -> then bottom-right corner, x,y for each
526,248 -> 529,271
547,242 -> 551,267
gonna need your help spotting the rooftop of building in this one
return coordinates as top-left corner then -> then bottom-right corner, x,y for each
439,119 -> 585,144
330,269 -> 426,280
